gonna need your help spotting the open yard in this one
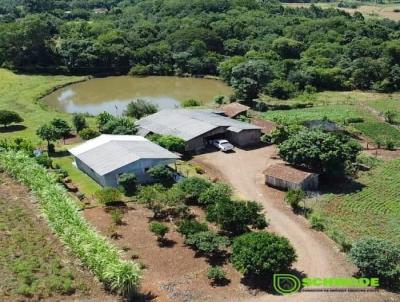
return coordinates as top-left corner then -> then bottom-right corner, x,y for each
0,173 -> 113,302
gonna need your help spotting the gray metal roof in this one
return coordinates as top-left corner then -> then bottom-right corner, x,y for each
137,109 -> 261,141
69,135 -> 179,176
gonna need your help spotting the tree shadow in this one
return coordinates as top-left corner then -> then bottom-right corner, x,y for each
130,291 -> 158,302
204,251 -> 230,266
51,149 -> 70,158
240,269 -> 307,295
319,177 -> 366,195
0,125 -> 26,133
158,238 -> 177,248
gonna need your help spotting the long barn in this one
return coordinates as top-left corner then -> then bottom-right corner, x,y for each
137,109 -> 261,153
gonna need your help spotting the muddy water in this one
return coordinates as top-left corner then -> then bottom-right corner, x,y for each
43,76 -> 232,115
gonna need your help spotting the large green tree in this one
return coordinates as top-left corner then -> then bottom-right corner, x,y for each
278,130 -> 362,176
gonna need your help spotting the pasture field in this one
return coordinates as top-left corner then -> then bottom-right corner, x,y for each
311,158 -> 400,245
0,69 -> 86,142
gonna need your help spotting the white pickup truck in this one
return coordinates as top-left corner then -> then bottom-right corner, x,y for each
212,139 -> 235,152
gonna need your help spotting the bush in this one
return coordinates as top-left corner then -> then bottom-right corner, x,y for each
207,266 -> 227,285
136,184 -> 166,204
149,222 -> 169,242
309,213 -> 325,231
182,99 -> 201,107
231,232 -> 297,276
95,188 -> 122,206
147,165 -> 174,187
118,173 -> 137,196
383,110 -> 397,124
178,177 -> 212,202
177,219 -> 209,237
206,200 -> 267,234
79,128 -> 99,140
385,139 -> 395,150
198,182 -> 232,205
345,117 -> 364,124
149,134 -> 186,153
285,189 -> 305,210
349,237 -> 400,287
102,117 -> 137,135
185,231 -> 229,256
123,99 -> 158,119
0,110 -> 24,128
35,154 -> 53,168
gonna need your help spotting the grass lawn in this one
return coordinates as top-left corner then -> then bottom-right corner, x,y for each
52,153 -> 100,197
0,69 -> 86,143
311,158 -> 400,245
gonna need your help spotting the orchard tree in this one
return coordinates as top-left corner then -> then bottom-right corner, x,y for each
231,232 -> 297,276
72,113 -> 88,133
96,111 -> 114,131
206,200 -> 267,234
36,124 -> 62,152
349,237 -> 400,288
185,231 -> 229,256
278,130 -> 362,176
0,110 -> 23,128
50,118 -> 71,143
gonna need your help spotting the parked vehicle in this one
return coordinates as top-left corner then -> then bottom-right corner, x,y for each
212,139 -> 234,152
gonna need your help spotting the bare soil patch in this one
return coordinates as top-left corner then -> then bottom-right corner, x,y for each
84,203 -> 255,302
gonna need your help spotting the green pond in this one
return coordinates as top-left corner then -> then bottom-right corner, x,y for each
43,76 -> 232,115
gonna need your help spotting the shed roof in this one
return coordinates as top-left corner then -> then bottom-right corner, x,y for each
69,135 -> 179,176
304,120 -> 343,132
221,102 -> 250,118
251,119 -> 277,134
137,109 -> 261,141
263,163 -> 317,184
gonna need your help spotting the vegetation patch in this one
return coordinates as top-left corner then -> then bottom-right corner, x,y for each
312,158 -> 400,245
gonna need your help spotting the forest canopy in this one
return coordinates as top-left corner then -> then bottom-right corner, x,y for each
1,0 -> 400,97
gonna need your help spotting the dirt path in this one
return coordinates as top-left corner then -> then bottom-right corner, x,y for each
194,146 -> 398,302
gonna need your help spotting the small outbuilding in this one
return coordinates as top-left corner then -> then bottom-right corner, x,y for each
263,163 -> 319,190
137,109 -> 261,153
69,135 -> 179,187
221,102 -> 250,118
304,120 -> 343,133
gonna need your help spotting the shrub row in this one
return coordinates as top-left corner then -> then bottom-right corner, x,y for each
0,151 -> 141,298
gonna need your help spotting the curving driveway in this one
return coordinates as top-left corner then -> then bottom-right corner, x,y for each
193,146 -> 397,302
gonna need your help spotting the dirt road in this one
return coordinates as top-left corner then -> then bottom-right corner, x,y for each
194,146 -> 398,302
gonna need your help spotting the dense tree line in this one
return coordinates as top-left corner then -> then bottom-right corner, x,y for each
1,0 -> 400,97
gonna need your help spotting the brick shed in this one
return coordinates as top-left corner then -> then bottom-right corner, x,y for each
263,163 -> 319,190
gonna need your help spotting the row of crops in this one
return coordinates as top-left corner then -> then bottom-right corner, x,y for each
315,159 -> 400,244
0,151 -> 141,298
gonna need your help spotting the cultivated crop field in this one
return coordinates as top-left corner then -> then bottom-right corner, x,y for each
312,158 -> 400,245
0,174 -> 108,301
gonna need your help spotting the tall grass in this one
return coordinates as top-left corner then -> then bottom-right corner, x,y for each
0,151 -> 141,297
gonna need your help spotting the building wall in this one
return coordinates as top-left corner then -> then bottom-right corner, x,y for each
265,174 -> 319,190
103,158 -> 177,187
75,157 -> 107,187
75,157 -> 176,187
227,129 -> 261,147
